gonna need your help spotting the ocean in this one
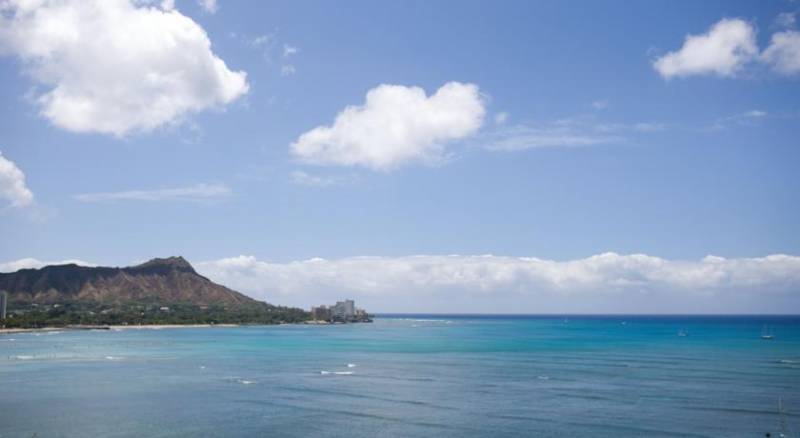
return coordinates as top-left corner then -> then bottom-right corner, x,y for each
1,315 -> 799,437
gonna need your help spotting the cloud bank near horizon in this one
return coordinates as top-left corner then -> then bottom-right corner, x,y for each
3,253 -> 798,313
194,253 -> 800,313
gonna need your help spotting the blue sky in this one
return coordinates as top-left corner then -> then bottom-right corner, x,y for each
0,0 -> 799,312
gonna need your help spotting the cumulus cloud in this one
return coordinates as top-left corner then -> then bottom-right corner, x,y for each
290,82 -> 486,170
653,18 -> 758,78
0,152 -> 34,208
0,258 -> 95,273
0,0 -> 248,136
762,31 -> 800,75
73,183 -> 231,203
195,253 -> 800,313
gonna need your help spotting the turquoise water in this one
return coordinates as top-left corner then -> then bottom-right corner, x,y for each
1,315 -> 799,437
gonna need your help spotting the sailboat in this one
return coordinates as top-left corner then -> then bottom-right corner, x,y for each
762,324 -> 775,340
677,328 -> 688,337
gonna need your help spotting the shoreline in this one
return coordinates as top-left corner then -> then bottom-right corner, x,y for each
0,324 -> 240,335
0,319 -> 373,335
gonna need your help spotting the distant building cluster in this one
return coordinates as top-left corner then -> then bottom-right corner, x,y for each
310,299 -> 371,323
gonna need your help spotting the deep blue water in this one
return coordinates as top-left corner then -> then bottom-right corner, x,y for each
1,315 -> 799,437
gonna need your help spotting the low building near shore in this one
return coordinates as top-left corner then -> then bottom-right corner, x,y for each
310,299 -> 371,323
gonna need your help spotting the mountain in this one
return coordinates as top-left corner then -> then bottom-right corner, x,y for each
0,257 -> 308,327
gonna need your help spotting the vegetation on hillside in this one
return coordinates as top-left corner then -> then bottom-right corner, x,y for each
1,301 -> 309,328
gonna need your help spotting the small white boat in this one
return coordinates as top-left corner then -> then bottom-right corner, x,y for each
762,324 -> 775,340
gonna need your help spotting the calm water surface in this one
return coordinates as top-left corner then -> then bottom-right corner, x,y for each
1,315 -> 799,437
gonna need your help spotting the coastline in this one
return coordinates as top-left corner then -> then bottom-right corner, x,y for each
0,324 -> 240,335
0,319 -> 373,335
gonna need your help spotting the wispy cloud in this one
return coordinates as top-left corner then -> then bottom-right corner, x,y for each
774,12 -> 797,30
707,109 -> 770,131
73,183 -> 232,203
290,171 -> 355,187
493,112 -> 509,125
283,44 -> 299,57
234,31 -> 300,76
482,116 -> 663,152
280,65 -> 296,76
197,0 -> 218,14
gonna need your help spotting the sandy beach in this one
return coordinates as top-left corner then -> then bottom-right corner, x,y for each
0,324 -> 239,335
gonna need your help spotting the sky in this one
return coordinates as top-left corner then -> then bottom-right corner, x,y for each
0,0 -> 799,313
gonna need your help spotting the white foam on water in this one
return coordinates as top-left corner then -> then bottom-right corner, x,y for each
14,355 -> 34,360
320,370 -> 331,375
333,371 -> 353,375
105,356 -> 122,361
537,375 -> 550,380
347,363 -> 357,368
239,380 -> 255,385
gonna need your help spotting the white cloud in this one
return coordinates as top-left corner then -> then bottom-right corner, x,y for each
0,152 -> 34,208
73,183 -> 231,203
775,12 -> 797,29
283,44 -> 298,57
653,18 -> 758,78
290,82 -> 486,170
480,116 -> 665,152
591,100 -> 609,110
0,258 -> 96,273
493,112 -> 509,125
195,253 -> 800,313
197,0 -> 217,14
708,109 -> 771,131
0,0 -> 248,136
290,171 -> 351,187
249,34 -> 274,48
762,31 -> 800,75
485,124 -> 619,151
280,64 -> 296,76
744,109 -> 768,118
